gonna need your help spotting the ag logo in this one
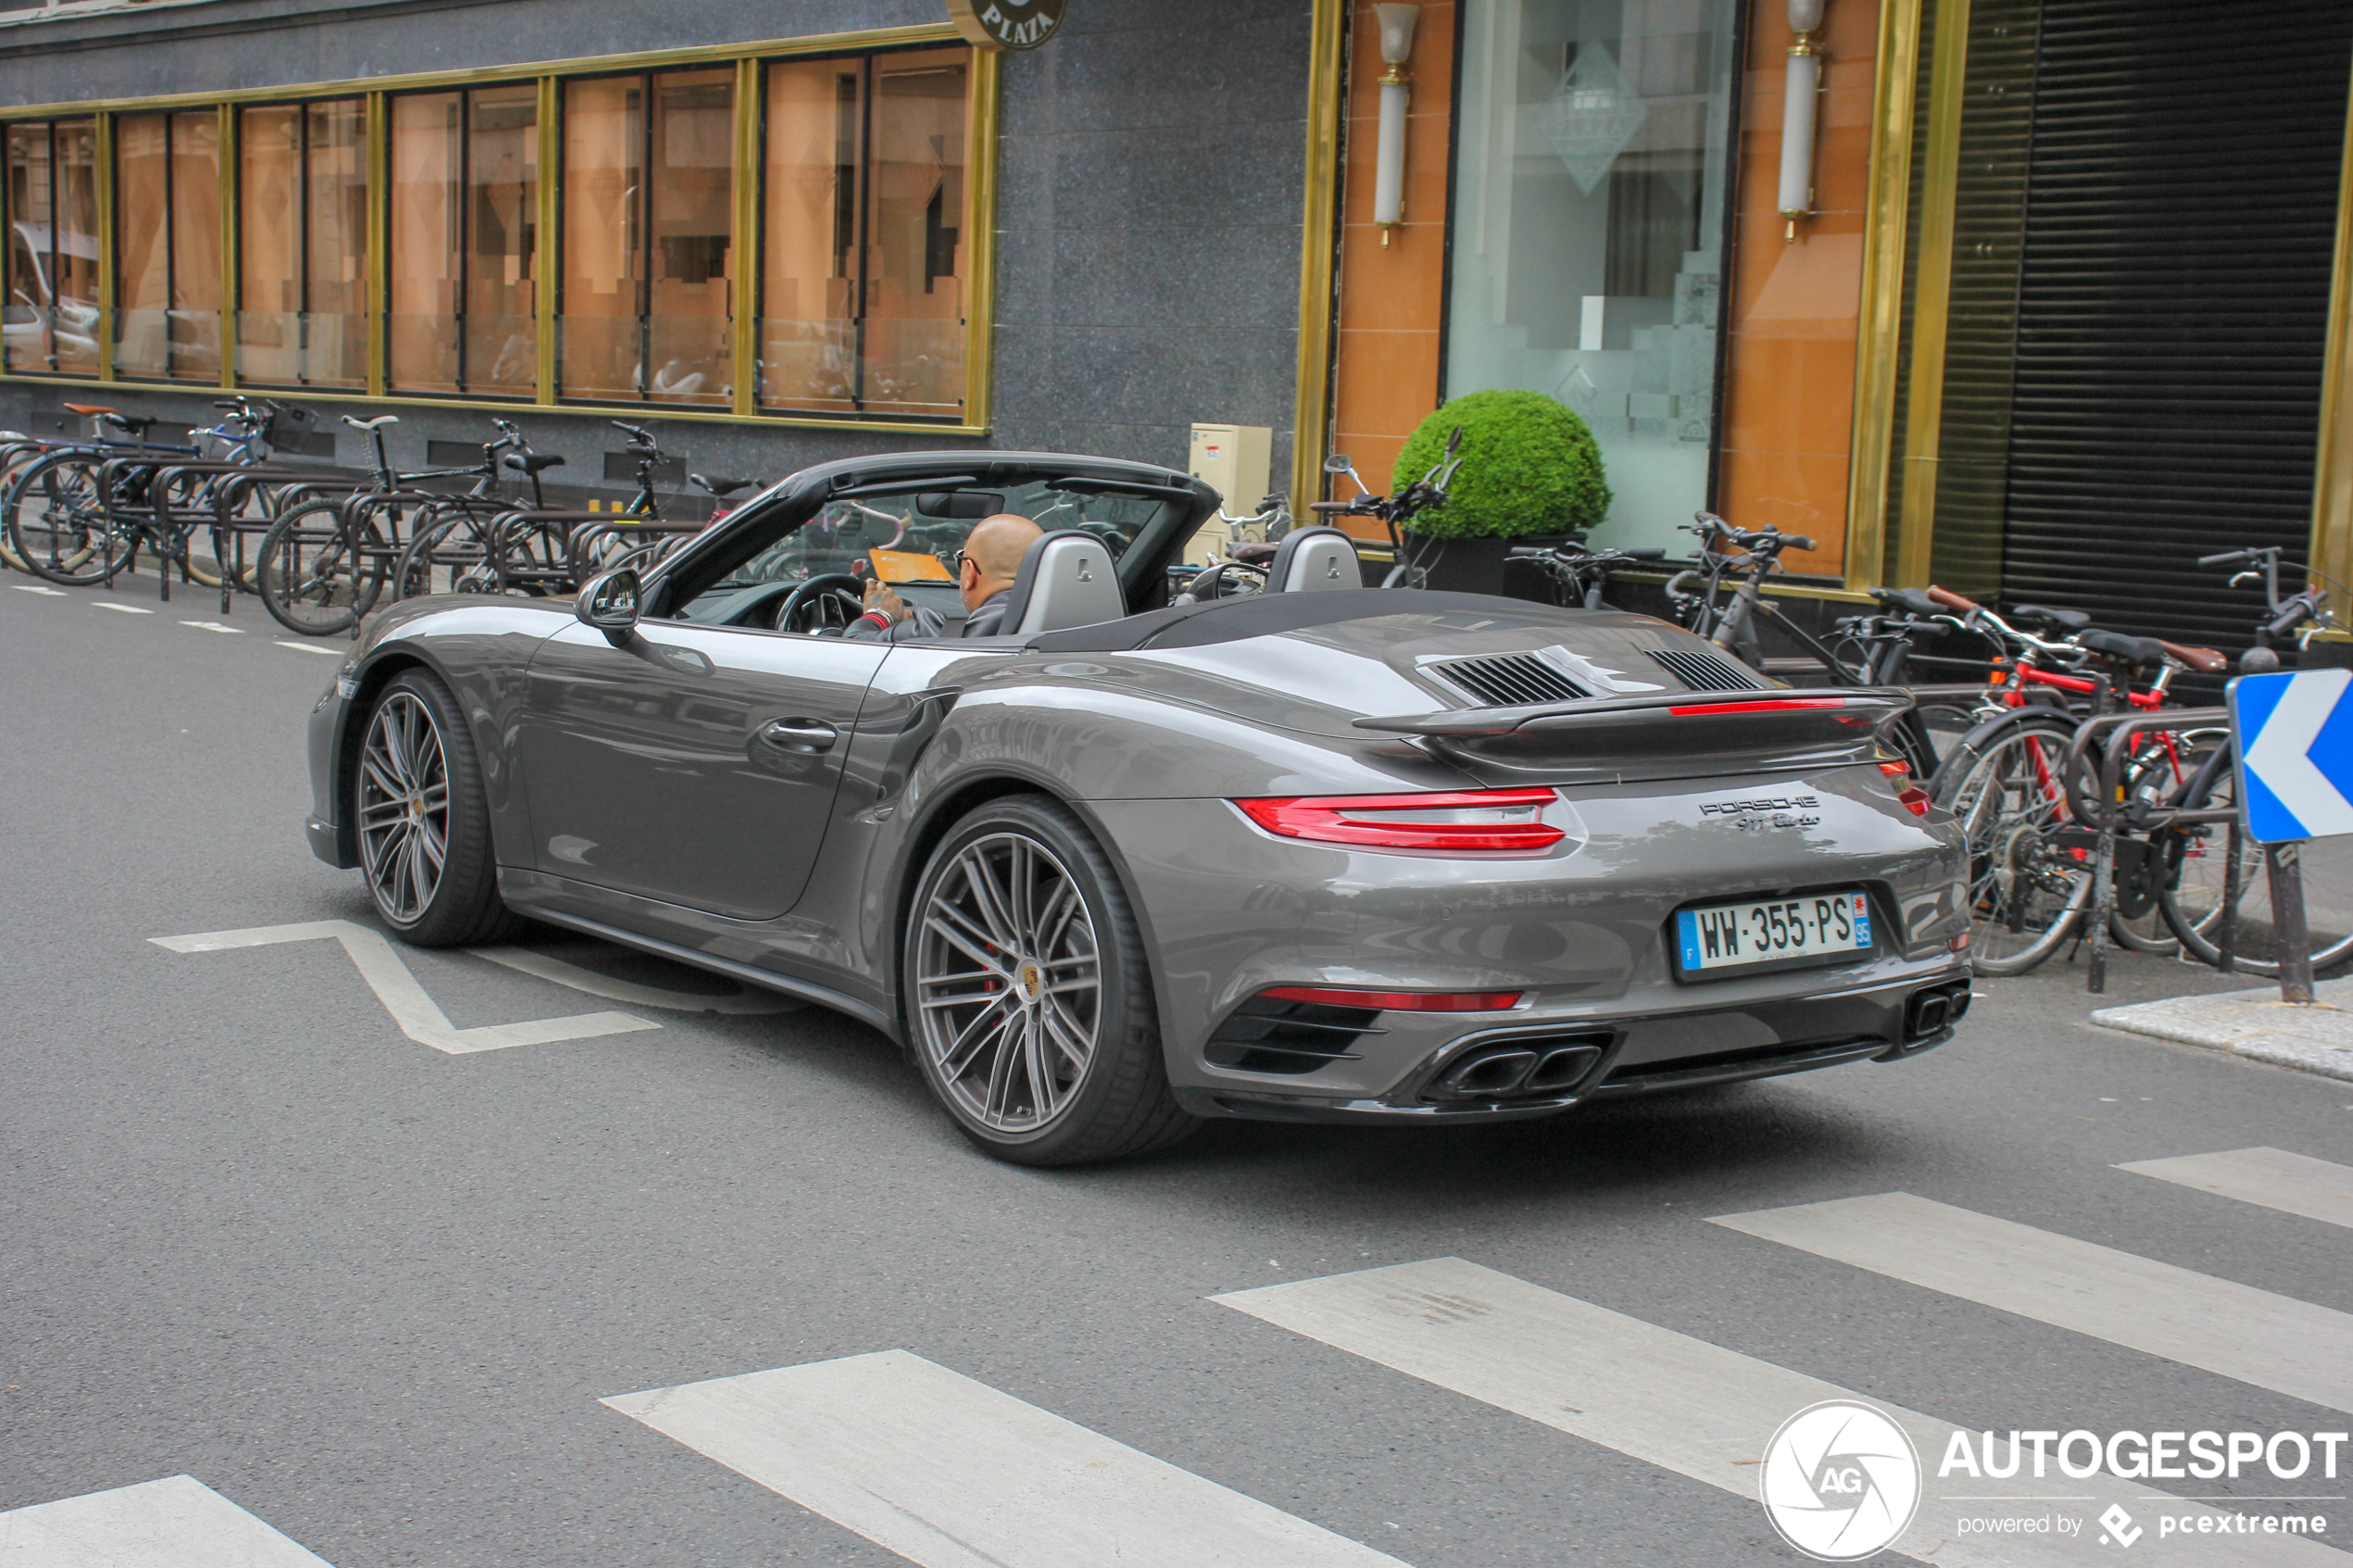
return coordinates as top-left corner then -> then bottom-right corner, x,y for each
1760,1400 -> 1921,1562
948,0 -> 1066,50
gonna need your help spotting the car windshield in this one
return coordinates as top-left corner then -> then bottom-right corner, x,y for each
711,477 -> 1170,592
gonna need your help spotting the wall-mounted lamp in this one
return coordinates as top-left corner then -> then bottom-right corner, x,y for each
1777,0 -> 1827,241
1372,4 -> 1421,247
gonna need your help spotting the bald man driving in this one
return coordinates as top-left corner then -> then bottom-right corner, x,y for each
848,511 -> 1041,641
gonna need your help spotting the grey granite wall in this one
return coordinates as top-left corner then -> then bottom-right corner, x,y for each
0,0 -> 1314,507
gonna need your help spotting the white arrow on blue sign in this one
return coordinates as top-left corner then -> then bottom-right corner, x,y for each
2229,667 -> 2353,843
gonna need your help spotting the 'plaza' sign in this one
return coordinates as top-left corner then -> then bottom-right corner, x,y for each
948,0 -> 1065,50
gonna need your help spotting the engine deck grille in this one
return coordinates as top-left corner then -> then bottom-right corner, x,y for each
1647,646 -> 1761,694
1428,652 -> 1587,709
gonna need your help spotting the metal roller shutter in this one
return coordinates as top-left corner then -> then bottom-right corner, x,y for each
1998,0 -> 2352,654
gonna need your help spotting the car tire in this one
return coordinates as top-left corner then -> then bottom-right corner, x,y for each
903,795 -> 1197,1166
355,668 -> 524,947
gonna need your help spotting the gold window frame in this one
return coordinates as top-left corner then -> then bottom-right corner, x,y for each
0,21 -> 997,435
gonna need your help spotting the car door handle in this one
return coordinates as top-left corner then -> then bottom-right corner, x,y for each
757,718 -> 837,754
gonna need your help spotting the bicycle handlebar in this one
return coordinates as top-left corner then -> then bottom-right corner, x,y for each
1926,584 -> 1979,612
2269,596 -> 2322,639
2198,548 -> 2265,569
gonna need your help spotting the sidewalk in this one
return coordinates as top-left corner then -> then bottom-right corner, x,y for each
2093,978 -> 2353,1083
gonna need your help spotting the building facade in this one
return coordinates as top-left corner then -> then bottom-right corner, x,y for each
2,0 -> 2349,653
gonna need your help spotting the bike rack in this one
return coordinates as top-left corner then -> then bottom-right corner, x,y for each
2062,708 -> 2234,994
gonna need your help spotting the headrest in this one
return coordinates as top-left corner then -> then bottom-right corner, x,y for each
1001,529 -> 1126,634
1265,526 -> 1360,593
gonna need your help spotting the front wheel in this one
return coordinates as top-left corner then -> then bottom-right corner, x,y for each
1932,715 -> 2093,975
258,499 -> 387,634
5,451 -> 127,585
2158,750 -> 2353,977
355,670 -> 523,947
904,796 -> 1196,1166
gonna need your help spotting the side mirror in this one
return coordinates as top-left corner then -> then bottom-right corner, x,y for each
577,567 -> 641,646
1322,454 -> 1354,474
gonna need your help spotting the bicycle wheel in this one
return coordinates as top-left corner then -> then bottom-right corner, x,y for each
4,450 -> 128,585
257,498 -> 389,634
2158,751 -> 2353,976
392,510 -> 494,599
2102,728 -> 2226,955
1931,714 -> 2093,975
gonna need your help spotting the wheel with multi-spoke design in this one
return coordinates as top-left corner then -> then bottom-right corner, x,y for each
355,670 -> 522,946
905,796 -> 1195,1165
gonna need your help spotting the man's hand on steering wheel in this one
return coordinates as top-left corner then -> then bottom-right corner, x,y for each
773,572 -> 864,633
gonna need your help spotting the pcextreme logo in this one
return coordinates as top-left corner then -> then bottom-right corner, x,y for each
1761,1400 -> 1923,1562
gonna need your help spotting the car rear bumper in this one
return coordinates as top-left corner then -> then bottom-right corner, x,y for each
1170,968 -> 1971,1123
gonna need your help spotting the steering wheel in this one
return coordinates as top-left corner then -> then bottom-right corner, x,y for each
1176,559 -> 1267,605
773,572 -> 865,634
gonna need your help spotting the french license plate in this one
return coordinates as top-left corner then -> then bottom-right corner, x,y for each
1675,891 -> 1872,974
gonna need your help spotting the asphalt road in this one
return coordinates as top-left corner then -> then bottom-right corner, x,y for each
3,578 -> 2349,1567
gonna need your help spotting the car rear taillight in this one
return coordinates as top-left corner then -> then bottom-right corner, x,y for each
1260,985 -> 1524,1011
1235,787 -> 1565,852
1667,696 -> 1851,716
1879,759 -> 1932,817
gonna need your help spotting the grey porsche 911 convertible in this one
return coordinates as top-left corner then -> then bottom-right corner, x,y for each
305,448 -> 1973,1165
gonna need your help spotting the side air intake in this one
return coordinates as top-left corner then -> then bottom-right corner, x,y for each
1428,653 -> 1588,709
1647,646 -> 1760,694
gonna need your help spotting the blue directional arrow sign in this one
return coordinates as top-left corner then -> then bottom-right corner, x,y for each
2230,668 -> 2353,843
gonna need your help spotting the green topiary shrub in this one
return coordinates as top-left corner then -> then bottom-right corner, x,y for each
1389,388 -> 1610,539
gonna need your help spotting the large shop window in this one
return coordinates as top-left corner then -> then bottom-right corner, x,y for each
116,110 -> 224,382
1448,0 -> 1737,552
388,85 -> 539,397
561,68 -> 736,407
762,47 -> 968,419
238,99 -> 369,389
3,118 -> 100,377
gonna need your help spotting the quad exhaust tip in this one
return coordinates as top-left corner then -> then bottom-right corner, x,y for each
1905,981 -> 1973,1041
1427,1034 -> 1613,1102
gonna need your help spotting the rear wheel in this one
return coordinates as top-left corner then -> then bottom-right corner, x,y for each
5,451 -> 126,585
1932,715 -> 2091,975
904,795 -> 1195,1166
258,499 -> 388,634
356,669 -> 522,946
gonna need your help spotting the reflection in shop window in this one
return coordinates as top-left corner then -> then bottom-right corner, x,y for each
237,99 -> 368,389
3,118 -> 100,376
115,109 -> 224,382
761,46 -> 967,420
387,85 -> 537,397
1447,0 -> 1734,550
560,68 -> 736,407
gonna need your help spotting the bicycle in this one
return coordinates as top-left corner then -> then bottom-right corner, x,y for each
1504,539 -> 1667,609
2143,548 -> 2353,976
253,413 -> 511,634
1,404 -> 211,584
1309,427 -> 1465,588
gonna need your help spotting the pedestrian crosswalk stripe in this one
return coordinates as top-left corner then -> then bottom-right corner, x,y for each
0,1474 -> 332,1566
1708,1193 -> 2353,1413
601,1348 -> 1410,1568
1216,1258 -> 2348,1567
2118,1148 -> 2353,1232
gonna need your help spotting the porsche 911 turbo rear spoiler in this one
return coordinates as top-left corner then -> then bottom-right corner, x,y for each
1353,687 -> 1910,771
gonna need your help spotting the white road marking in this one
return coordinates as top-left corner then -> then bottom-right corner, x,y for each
1708,1192 -> 2353,1413
92,601 -> 153,614
0,1474 -> 333,1567
276,639 -> 344,655
603,1349 -> 1410,1568
10,583 -> 67,596
151,919 -> 658,1054
2119,1148 -> 2353,1232
1216,1258 -> 2347,1567
179,619 -> 243,633
473,945 -> 802,1014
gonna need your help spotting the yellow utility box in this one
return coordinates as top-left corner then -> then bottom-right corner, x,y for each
1185,422 -> 1273,565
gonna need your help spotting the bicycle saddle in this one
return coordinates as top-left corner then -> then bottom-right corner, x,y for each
1868,586 -> 1943,617
504,452 -> 566,474
342,413 -> 401,431
2157,639 -> 2227,673
64,403 -> 157,433
2009,603 -> 2091,631
689,473 -> 757,496
2078,629 -> 2168,668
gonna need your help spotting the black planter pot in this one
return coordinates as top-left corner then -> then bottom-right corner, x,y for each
1401,531 -> 1586,596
